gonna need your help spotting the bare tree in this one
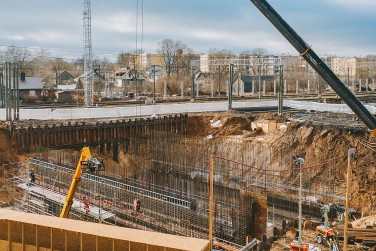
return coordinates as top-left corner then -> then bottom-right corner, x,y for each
252,48 -> 268,57
5,45 -> 32,73
157,38 -> 191,76
32,48 -> 50,78
117,51 -> 138,69
207,48 -> 233,94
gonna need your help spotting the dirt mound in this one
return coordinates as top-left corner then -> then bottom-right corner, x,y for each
0,130 -> 20,164
352,215 -> 376,228
186,113 -> 258,138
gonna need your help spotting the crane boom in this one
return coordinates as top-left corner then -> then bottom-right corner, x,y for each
249,0 -> 376,135
60,147 -> 94,218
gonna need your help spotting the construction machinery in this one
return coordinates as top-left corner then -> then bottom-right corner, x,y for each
315,225 -> 336,245
249,0 -> 376,136
59,147 -> 103,218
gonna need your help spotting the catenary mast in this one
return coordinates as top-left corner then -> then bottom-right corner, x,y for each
83,0 -> 93,106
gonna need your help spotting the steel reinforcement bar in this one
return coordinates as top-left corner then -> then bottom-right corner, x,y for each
11,113 -> 187,152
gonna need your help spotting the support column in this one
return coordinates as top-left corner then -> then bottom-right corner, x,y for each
190,70 -> 195,102
163,80 -> 167,99
113,141 -> 119,161
181,81 -> 184,98
228,64 -> 234,110
284,79 -> 287,94
359,79 -> 362,92
296,79 -> 299,95
366,79 -> 369,93
209,155 -> 214,249
196,82 -> 199,97
262,80 -> 266,96
344,148 -> 356,251
352,82 -> 355,93
278,65 -> 284,117
307,80 -> 310,93
273,79 -> 276,96
251,80 -> 255,96
211,80 -> 214,97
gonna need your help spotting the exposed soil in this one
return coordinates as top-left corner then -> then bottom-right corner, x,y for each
0,112 -> 375,249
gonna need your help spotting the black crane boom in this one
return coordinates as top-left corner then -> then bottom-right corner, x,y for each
249,0 -> 376,134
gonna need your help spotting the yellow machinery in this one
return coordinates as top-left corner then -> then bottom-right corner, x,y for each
60,147 -> 103,218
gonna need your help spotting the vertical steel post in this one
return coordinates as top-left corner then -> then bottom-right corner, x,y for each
209,154 -> 214,249
278,65 -> 284,117
228,64 -> 234,110
191,69 -> 195,102
181,81 -> 184,98
344,148 -> 356,251
258,64 -> 261,100
298,162 -> 302,245
153,65 -> 156,104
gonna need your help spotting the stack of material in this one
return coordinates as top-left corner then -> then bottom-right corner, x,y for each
335,227 -> 376,249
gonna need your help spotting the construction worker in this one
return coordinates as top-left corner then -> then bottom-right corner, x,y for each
133,199 -> 141,216
81,195 -> 90,214
29,168 -> 35,185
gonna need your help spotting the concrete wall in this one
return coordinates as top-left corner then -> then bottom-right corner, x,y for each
0,209 -> 210,251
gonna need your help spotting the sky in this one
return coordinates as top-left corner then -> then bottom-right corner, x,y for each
0,0 -> 375,61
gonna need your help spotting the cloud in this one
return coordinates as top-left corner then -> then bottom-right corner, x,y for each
325,0 -> 376,11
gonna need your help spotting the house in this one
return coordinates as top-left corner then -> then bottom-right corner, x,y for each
115,68 -> 146,85
15,74 -> 46,102
113,68 -> 148,97
145,65 -> 165,82
57,70 -> 75,85
75,71 -> 105,84
56,84 -> 81,103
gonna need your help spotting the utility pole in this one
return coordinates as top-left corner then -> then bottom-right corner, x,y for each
344,148 -> 356,251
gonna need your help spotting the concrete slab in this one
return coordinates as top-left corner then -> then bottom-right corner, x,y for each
17,182 -> 115,220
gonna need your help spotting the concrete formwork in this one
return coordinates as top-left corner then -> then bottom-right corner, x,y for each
0,209 -> 210,251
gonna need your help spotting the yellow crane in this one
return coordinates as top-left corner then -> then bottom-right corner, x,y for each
60,147 -> 103,218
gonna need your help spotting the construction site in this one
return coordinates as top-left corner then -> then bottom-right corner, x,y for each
1,0 -> 376,251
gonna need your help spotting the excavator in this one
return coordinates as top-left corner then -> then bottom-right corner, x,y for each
59,147 -> 104,218
248,0 -> 376,250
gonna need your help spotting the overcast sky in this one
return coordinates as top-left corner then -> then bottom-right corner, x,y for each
0,0 -> 375,60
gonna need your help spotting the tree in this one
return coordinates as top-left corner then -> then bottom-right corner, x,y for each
252,48 -> 268,58
76,78 -> 84,89
157,38 -> 191,76
117,51 -> 138,69
5,45 -> 32,73
207,48 -> 233,94
32,48 -> 50,78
